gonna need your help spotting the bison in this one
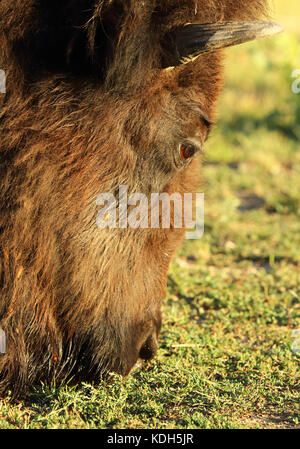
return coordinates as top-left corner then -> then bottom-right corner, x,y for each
0,0 -> 282,397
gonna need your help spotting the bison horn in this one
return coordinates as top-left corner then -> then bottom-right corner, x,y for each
163,21 -> 283,68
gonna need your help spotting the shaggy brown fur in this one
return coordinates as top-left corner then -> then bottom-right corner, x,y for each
0,0 -> 267,397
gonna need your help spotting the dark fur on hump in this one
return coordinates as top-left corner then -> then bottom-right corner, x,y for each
0,1 -> 267,87
0,0 -> 268,398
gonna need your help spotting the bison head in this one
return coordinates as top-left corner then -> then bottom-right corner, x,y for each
0,0 -> 281,396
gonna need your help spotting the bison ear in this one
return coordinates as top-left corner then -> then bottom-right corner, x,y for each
162,21 -> 283,68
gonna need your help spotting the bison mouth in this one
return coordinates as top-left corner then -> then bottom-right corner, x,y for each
130,333 -> 159,373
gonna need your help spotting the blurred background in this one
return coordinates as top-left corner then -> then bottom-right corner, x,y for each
179,0 -> 300,263
202,0 -> 300,260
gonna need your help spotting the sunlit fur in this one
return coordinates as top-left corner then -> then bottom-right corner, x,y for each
0,0 -> 267,397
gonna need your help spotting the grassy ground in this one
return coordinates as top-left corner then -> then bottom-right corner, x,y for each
0,0 -> 299,429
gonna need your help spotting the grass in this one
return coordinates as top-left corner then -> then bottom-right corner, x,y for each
0,0 -> 299,429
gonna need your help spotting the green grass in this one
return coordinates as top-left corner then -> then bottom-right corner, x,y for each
0,1 -> 299,429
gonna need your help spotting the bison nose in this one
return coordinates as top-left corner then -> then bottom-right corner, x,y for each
139,333 -> 158,362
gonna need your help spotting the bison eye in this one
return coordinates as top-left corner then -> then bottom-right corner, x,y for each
179,143 -> 196,161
